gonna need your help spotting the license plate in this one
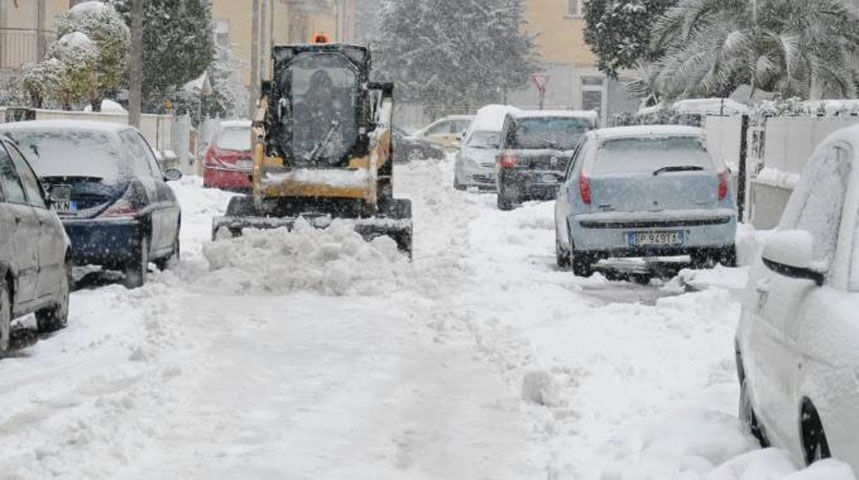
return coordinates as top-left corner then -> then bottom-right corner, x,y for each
53,200 -> 78,214
627,231 -> 685,247
237,159 -> 253,170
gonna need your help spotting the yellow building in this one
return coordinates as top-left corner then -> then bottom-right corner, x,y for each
512,0 -> 638,123
0,0 -> 69,78
211,0 -> 356,94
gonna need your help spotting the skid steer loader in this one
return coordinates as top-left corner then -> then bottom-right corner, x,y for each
211,40 -> 413,254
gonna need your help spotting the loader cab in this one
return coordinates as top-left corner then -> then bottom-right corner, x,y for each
267,44 -> 372,168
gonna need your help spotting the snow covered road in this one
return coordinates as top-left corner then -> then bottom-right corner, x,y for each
0,158 -> 853,479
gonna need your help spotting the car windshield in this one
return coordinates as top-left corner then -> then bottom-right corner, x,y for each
594,136 -> 714,175
467,131 -> 500,149
217,127 -> 251,151
5,129 -> 125,182
509,117 -> 590,150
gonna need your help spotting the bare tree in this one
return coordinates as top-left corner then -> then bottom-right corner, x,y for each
250,0 -> 260,118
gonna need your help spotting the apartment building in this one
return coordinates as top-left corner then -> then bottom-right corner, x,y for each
211,0 -> 356,92
510,0 -> 638,123
0,0 -> 69,81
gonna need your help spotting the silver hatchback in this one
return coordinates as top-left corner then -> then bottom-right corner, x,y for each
554,126 -> 737,277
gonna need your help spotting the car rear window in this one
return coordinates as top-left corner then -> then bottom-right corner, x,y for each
5,129 -> 126,182
217,127 -> 251,151
467,131 -> 500,149
508,117 -> 591,150
594,136 -> 714,175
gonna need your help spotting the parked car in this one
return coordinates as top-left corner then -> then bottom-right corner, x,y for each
0,134 -> 71,351
204,120 -> 253,192
554,125 -> 737,277
392,127 -> 445,163
413,115 -> 474,150
496,111 -> 597,209
0,121 -> 183,288
454,105 -> 519,191
736,125 -> 859,471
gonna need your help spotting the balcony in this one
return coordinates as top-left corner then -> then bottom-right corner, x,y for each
0,28 -> 54,72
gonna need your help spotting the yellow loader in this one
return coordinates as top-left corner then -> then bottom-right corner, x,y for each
212,39 -> 413,255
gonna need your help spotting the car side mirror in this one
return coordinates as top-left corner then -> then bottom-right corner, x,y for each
48,184 -> 72,204
761,230 -> 826,286
163,167 -> 183,182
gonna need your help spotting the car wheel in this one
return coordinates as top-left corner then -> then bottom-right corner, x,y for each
407,149 -> 424,162
739,378 -> 769,448
716,244 -> 738,267
0,281 -> 10,353
155,236 -> 180,271
124,235 -> 150,289
454,176 -> 466,191
801,401 -> 831,465
35,260 -> 71,333
569,239 -> 593,278
556,240 -> 570,269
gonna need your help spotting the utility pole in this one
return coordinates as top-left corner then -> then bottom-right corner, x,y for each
261,0 -> 269,80
250,0 -> 260,118
129,0 -> 143,128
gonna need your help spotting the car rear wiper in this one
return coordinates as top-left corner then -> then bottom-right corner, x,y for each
652,166 -> 704,176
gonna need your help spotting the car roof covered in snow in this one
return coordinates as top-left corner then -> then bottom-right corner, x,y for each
220,120 -> 252,129
592,125 -> 706,140
0,120 -> 132,135
467,105 -> 520,134
510,110 -> 599,121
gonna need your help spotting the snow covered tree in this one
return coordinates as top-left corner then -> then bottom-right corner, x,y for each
583,0 -> 677,79
45,32 -> 100,110
650,0 -> 859,101
19,58 -> 65,108
56,1 -> 130,111
375,0 -> 538,113
208,45 -> 249,120
109,0 -> 214,111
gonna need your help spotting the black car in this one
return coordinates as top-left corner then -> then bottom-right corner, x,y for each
0,134 -> 71,352
496,111 -> 597,210
0,121 -> 183,288
392,127 -> 445,163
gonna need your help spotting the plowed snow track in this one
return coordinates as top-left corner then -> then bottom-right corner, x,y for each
0,159 -> 851,479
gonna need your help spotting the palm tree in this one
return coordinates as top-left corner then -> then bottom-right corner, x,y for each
648,0 -> 859,101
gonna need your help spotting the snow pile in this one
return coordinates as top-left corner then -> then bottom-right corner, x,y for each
201,220 -> 410,296
83,99 -> 126,113
754,167 -> 802,189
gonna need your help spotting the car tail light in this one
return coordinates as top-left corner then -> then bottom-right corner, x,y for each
101,198 -> 138,219
205,147 -> 218,166
498,151 -> 519,169
579,174 -> 592,204
718,169 -> 730,201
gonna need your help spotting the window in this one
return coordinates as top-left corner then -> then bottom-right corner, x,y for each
120,131 -> 156,179
0,145 -> 26,204
134,133 -> 163,178
782,145 -> 851,270
5,142 -> 45,208
214,19 -> 230,48
425,121 -> 453,136
567,0 -> 583,17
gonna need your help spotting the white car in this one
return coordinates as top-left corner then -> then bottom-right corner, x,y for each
736,125 -> 859,470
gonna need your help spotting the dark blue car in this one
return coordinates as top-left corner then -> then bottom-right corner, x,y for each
0,121 -> 183,288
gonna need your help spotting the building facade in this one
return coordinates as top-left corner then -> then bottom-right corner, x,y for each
509,0 -> 638,124
211,0 -> 356,94
0,0 -> 69,82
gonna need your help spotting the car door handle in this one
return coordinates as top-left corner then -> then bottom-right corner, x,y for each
14,216 -> 20,225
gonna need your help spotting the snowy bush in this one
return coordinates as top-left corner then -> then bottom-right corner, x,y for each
56,1 -> 130,111
47,32 -> 100,110
19,58 -> 65,109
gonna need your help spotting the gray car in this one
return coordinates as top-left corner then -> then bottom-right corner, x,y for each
496,111 -> 597,210
554,126 -> 737,277
454,130 -> 501,191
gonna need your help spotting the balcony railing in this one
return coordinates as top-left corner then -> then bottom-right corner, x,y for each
0,28 -> 55,71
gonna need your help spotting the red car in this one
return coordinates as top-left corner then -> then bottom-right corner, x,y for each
203,120 -> 253,191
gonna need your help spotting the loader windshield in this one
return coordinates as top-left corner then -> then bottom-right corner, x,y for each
286,53 -> 359,164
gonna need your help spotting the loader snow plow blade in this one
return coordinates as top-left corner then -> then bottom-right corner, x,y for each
212,195 -> 413,255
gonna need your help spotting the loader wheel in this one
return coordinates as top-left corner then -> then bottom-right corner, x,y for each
225,195 -> 257,217
379,199 -> 413,256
